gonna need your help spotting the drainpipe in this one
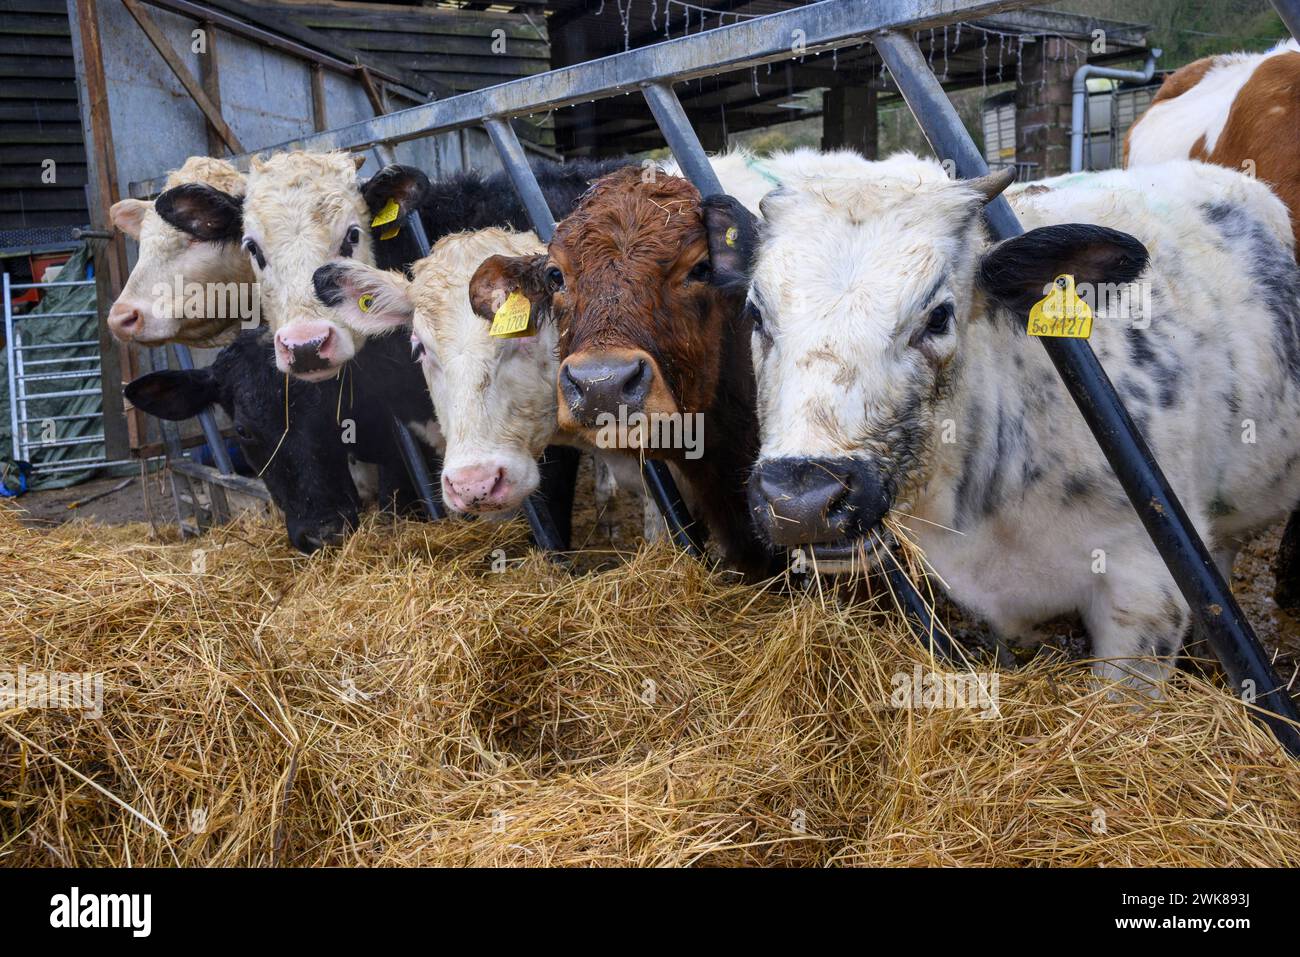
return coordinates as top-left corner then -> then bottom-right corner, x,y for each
1070,48 -> 1161,172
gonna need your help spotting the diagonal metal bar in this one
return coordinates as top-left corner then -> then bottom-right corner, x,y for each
1273,0 -> 1300,39
644,79 -> 942,644
874,29 -> 1300,754
484,116 -> 705,557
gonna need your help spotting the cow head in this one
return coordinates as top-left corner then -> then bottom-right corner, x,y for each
108,157 -> 251,346
468,167 -> 754,458
314,228 -> 555,516
154,151 -> 429,381
745,156 -> 1149,547
124,330 -> 362,552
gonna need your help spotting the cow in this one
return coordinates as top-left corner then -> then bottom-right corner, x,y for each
312,226 -> 653,530
153,151 -> 629,380
461,154 -> 798,575
735,150 -> 1300,690
106,156 -> 251,346
1125,39 -> 1300,254
1125,39 -> 1300,609
124,328 -> 436,552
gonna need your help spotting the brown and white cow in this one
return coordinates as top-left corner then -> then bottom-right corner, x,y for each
742,151 -> 1300,690
464,154 -> 797,574
107,156 -> 250,346
1126,39 -> 1300,254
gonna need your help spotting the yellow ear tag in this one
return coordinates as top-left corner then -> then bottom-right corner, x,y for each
489,291 -> 534,339
725,226 -> 739,248
1027,274 -> 1092,339
371,198 -> 400,228
378,223 -> 401,241
358,293 -> 375,314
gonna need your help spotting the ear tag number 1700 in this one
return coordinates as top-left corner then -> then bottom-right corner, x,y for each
489,292 -> 534,339
1027,274 -> 1092,339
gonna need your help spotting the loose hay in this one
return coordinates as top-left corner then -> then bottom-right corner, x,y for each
2,504 -> 1298,867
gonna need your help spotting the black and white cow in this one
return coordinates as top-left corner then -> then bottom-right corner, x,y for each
125,328 -> 581,552
734,150 -> 1300,690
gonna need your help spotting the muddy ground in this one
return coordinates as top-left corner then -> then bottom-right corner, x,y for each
10,461 -> 1300,683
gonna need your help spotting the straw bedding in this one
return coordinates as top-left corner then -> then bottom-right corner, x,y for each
2,503 -> 1298,867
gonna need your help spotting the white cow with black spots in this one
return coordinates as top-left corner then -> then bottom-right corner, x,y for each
733,149 -> 1300,690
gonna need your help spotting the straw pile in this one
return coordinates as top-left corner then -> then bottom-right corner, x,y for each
2,502 -> 1298,867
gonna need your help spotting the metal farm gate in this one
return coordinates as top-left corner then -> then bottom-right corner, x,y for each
124,0 -> 1300,756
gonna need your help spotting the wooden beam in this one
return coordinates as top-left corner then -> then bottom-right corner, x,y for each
357,64 -> 386,116
196,19 -> 224,157
69,0 -> 134,455
120,0 -> 245,155
310,61 -> 327,132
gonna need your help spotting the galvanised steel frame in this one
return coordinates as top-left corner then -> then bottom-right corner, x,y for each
130,0 -> 1300,753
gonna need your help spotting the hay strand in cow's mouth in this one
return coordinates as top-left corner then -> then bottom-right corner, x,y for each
2,503 -> 1298,866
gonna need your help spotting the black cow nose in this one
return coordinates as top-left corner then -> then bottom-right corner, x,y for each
748,456 -> 891,546
560,354 -> 653,423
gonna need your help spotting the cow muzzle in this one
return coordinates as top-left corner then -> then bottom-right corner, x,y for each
558,349 -> 657,429
274,320 -> 343,381
748,456 -> 892,546
286,511 -> 355,554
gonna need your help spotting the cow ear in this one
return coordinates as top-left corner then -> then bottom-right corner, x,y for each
702,194 -> 759,291
361,164 -> 430,219
110,199 -> 151,240
124,369 -> 220,421
313,261 -> 414,336
468,254 -> 548,321
154,184 -> 243,242
978,224 -> 1149,317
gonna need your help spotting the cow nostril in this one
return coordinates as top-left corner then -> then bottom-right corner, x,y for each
621,358 -> 651,403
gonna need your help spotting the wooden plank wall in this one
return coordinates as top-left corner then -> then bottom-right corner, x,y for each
0,0 -> 88,232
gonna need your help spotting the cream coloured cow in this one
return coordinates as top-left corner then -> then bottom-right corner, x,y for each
107,156 -> 250,346
736,150 -> 1300,690
312,226 -> 654,524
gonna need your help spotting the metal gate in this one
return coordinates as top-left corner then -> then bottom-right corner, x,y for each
129,0 -> 1300,756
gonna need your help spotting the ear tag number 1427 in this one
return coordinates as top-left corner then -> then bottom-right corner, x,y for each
1027,274 -> 1092,339
490,292 -> 534,338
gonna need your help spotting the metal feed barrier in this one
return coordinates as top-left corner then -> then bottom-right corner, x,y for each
130,0 -> 1300,754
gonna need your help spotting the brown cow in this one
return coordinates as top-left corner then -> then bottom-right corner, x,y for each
1125,39 -> 1300,255
468,166 -> 769,574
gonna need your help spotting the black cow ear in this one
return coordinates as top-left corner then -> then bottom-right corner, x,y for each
124,369 -> 220,421
154,184 -> 243,242
361,164 -> 430,218
702,194 -> 760,292
979,223 -> 1149,317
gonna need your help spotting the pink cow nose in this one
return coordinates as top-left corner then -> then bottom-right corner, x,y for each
442,465 -> 511,512
275,321 -> 336,374
107,301 -> 143,341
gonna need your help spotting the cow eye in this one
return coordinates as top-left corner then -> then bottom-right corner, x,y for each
233,422 -> 252,441
241,238 -> 266,269
410,335 -> 426,361
341,225 -> 362,257
688,260 -> 713,283
744,299 -> 764,335
544,265 -> 564,292
924,302 -> 954,337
